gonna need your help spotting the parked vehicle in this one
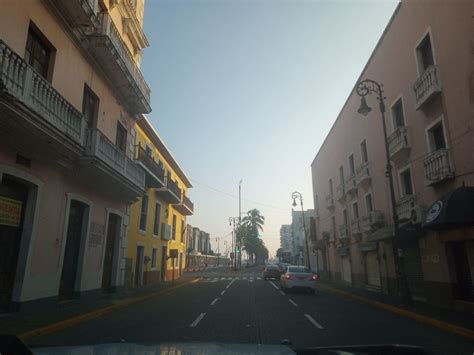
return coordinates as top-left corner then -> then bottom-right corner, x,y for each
263,264 -> 282,280
280,266 -> 318,294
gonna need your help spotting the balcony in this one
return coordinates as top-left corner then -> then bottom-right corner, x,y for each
87,13 -> 151,114
388,126 -> 410,164
423,148 -> 454,186
361,210 -> 385,233
82,129 -> 145,199
135,145 -> 165,188
339,224 -> 350,241
0,41 -> 84,152
351,219 -> 362,235
173,194 -> 194,216
396,194 -> 425,224
335,184 -> 346,202
44,0 -> 99,27
345,174 -> 357,196
326,194 -> 335,209
356,162 -> 371,188
156,176 -> 182,204
413,66 -> 442,110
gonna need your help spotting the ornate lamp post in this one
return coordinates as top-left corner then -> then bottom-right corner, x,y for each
356,78 -> 412,305
229,216 -> 239,270
291,191 -> 311,270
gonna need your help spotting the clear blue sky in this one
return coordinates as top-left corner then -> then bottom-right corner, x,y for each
142,0 -> 399,257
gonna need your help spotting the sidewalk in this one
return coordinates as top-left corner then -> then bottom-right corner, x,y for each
1,277 -> 198,339
316,280 -> 474,337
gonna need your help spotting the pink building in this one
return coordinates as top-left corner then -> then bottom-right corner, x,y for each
0,0 -> 150,310
310,1 -> 474,312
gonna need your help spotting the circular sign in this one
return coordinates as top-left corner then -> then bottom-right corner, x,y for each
425,201 -> 443,223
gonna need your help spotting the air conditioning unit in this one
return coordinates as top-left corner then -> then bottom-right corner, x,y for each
161,223 -> 172,241
410,206 -> 426,225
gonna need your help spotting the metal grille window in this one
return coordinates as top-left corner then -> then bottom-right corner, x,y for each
139,194 -> 149,231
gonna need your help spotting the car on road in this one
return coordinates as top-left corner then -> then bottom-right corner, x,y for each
277,262 -> 291,273
280,266 -> 318,294
263,264 -> 282,280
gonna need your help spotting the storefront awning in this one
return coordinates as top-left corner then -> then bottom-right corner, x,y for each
423,186 -> 474,230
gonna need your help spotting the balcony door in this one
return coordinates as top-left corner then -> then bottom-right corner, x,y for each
83,85 -> 99,129
102,213 -> 121,290
116,122 -> 127,153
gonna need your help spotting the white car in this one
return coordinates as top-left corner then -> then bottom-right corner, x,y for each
280,266 -> 318,294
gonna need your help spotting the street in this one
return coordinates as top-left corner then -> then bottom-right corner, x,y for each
27,266 -> 473,354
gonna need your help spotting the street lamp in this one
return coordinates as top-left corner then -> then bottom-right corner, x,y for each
229,216 -> 239,270
291,191 -> 311,271
356,78 -> 412,305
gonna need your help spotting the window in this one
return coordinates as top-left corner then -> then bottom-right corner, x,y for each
116,122 -> 127,153
365,193 -> 373,214
139,194 -> 149,231
25,26 -> 54,80
82,85 -> 99,129
391,98 -> 405,128
400,168 -> 414,196
339,166 -> 344,185
343,209 -> 349,225
360,140 -> 368,163
151,248 -> 157,268
329,179 -> 334,194
353,202 -> 359,219
417,34 -> 434,72
145,144 -> 152,156
181,220 -> 185,242
427,121 -> 446,151
348,154 -> 355,176
331,216 -> 336,233
153,202 -> 161,236
172,214 -> 177,240
130,128 -> 137,158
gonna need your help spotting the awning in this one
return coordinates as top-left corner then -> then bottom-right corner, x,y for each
423,186 -> 474,230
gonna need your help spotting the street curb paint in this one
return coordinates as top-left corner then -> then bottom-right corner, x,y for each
316,284 -> 474,341
18,278 -> 202,342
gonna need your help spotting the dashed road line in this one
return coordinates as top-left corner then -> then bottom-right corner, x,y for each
279,290 -> 285,295
257,277 -> 261,280
227,277 -> 232,280
269,281 -> 280,290
220,290 -> 226,296
243,277 -> 247,280
304,314 -> 324,329
190,313 -> 206,327
220,277 -> 226,280
225,279 -> 235,289
235,277 -> 240,280
210,298 -> 219,306
288,299 -> 298,307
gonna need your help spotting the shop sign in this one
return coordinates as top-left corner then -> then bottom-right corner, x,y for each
0,196 -> 22,227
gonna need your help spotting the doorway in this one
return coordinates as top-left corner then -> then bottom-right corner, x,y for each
0,176 -> 29,308
102,213 -> 121,290
449,241 -> 474,302
161,246 -> 167,281
179,252 -> 183,276
59,200 -> 87,300
134,245 -> 144,287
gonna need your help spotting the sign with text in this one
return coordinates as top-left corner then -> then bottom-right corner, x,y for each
0,196 -> 22,227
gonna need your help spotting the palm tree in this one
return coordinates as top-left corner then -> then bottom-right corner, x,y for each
242,209 -> 265,233
241,209 -> 265,265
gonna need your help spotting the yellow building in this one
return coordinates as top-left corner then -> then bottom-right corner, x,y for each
127,116 -> 193,286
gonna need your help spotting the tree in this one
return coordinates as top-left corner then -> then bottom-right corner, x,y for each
241,209 -> 268,265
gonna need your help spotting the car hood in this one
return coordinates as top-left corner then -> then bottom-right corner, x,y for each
33,342 -> 295,354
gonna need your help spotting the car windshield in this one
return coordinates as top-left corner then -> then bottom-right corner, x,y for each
2,2 -> 472,355
288,267 -> 310,273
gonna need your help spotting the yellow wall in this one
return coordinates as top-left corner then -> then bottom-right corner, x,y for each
127,124 -> 190,283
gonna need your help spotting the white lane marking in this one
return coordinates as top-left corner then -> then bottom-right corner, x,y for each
304,314 -> 324,329
269,281 -> 279,290
249,279 -> 254,283
288,299 -> 298,307
257,277 -> 261,280
220,290 -> 226,295
190,313 -> 206,327
210,298 -> 219,306
279,290 -> 285,295
243,277 -> 247,280
227,277 -> 232,280
225,278 -> 235,289
220,277 -> 226,280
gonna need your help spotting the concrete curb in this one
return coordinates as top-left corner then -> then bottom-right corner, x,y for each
19,277 -> 202,342
316,283 -> 474,341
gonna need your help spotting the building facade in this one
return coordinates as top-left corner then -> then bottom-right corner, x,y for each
310,0 -> 474,311
280,225 -> 292,252
127,117 -> 193,285
0,0 -> 151,310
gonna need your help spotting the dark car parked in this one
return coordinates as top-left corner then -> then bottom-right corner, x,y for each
263,265 -> 282,280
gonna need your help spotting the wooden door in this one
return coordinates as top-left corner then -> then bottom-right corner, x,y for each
59,201 -> 86,299
0,177 -> 28,308
102,214 -> 120,290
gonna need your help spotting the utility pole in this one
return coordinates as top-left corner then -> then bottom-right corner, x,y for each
216,237 -> 220,266
238,179 -> 242,269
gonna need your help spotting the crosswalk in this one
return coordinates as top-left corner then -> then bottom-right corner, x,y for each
204,276 -> 262,283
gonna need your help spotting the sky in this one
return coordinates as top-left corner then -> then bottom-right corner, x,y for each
141,0 -> 399,257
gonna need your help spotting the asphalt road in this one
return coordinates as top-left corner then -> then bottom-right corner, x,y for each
29,266 -> 473,354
